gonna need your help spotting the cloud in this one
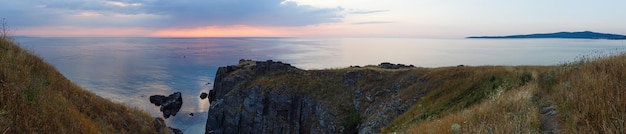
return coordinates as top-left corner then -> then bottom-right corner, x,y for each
348,10 -> 388,14
140,0 -> 344,27
0,0 -> 344,29
351,21 -> 393,25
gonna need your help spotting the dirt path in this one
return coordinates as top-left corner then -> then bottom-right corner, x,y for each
540,100 -> 560,134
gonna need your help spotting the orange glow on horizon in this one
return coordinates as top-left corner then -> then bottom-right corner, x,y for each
15,23 -> 418,38
152,26 -> 285,37
150,24 -> 400,37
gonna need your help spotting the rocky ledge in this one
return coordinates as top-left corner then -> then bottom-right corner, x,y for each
205,60 -> 427,134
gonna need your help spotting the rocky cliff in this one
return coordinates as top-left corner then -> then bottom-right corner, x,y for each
205,55 -> 626,133
205,60 -> 434,134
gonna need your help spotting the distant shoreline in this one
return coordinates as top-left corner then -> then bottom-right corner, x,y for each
467,31 -> 626,40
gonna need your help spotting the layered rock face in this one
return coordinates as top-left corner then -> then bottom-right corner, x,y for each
206,60 -> 425,134
206,60 -> 337,133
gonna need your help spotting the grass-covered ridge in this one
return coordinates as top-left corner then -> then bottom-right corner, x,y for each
226,51 -> 625,133
224,60 -> 554,133
383,53 -> 626,133
0,37 -> 163,133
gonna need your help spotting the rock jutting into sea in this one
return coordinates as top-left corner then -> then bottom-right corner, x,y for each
205,60 -> 421,134
150,92 -> 183,119
200,92 -> 208,99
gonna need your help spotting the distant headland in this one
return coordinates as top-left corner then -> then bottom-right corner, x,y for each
467,31 -> 626,40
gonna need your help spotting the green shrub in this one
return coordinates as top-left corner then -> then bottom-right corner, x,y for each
520,71 -> 533,85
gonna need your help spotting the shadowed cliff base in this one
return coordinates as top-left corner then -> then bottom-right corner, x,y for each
206,54 -> 626,133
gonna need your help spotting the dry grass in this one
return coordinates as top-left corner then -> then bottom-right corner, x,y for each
0,37 -> 160,133
403,81 -> 540,134
548,53 -> 626,133
382,66 -> 546,133
235,60 -> 555,133
384,53 -> 626,133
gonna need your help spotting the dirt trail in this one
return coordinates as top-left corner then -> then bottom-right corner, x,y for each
540,100 -> 559,134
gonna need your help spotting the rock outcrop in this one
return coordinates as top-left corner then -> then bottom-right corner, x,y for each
150,92 -> 183,119
378,62 -> 414,69
200,92 -> 208,100
206,60 -> 425,134
206,60 -> 336,133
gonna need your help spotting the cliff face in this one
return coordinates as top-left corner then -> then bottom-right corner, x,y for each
205,60 -> 428,134
206,60 -> 339,133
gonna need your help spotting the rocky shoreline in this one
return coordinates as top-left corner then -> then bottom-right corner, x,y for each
204,60 -> 423,134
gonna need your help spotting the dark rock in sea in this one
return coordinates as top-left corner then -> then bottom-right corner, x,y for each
205,60 -> 421,134
149,92 -> 183,119
189,113 -> 194,116
149,95 -> 167,106
200,92 -> 208,99
378,62 -> 415,69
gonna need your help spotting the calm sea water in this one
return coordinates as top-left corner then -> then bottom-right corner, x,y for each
15,37 -> 626,133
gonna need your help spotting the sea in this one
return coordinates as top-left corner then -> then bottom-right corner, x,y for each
13,37 -> 626,133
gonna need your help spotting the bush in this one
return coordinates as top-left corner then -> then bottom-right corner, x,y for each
520,71 -> 533,85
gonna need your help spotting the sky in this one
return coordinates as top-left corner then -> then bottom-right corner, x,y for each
1,0 -> 625,37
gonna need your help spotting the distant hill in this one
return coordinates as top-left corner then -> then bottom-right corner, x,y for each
468,31 -> 626,39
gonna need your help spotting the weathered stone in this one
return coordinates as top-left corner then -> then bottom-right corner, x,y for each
149,95 -> 167,106
208,90 -> 216,103
206,60 -> 423,134
541,106 -> 556,114
200,92 -> 208,99
378,62 -> 414,69
206,60 -> 336,134
150,92 -> 183,119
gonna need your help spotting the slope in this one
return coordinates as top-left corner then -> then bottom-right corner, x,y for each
0,37 -> 167,133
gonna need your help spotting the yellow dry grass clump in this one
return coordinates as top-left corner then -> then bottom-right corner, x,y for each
549,54 -> 626,133
0,36 -> 161,133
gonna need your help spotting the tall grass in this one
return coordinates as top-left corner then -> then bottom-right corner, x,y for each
0,21 -> 160,133
549,53 -> 626,133
384,52 -> 626,133
404,80 -> 541,134
382,66 -> 548,133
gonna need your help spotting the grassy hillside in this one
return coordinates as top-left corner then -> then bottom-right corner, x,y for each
383,54 -> 626,133
231,53 -> 625,133
227,60 -> 550,133
0,37 -> 164,133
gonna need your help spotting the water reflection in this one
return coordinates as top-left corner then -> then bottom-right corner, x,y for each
15,37 -> 625,133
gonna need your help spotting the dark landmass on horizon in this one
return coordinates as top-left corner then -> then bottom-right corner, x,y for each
467,31 -> 626,40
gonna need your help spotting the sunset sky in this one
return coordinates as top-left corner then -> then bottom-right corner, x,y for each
1,0 -> 625,37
